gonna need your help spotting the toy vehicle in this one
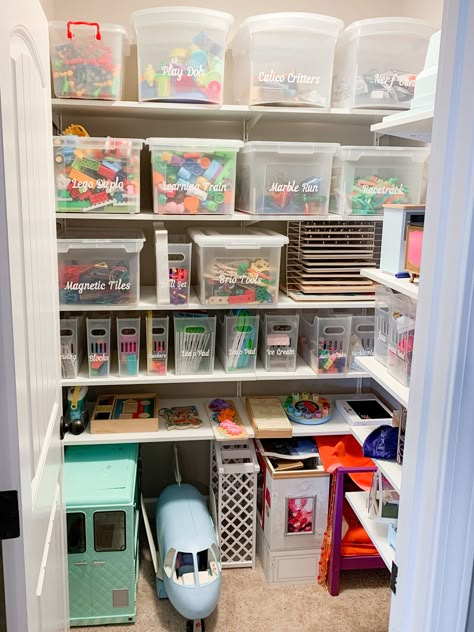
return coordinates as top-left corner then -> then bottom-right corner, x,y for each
64,444 -> 139,627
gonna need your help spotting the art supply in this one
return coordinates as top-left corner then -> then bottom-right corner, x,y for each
245,397 -> 292,438
133,8 -> 233,103
236,141 -> 337,215
53,136 -> 143,213
299,314 -> 352,374
159,406 -> 203,431
349,315 -> 375,369
49,21 -> 128,100
336,394 -> 393,426
283,393 -> 333,426
218,312 -> 258,373
174,315 -> 216,375
147,138 -> 242,215
91,393 -> 158,433
207,398 -> 248,441
57,230 -> 145,305
189,228 -> 288,305
60,315 -> 85,378
117,317 -> 140,376
86,317 -> 111,377
146,314 -> 169,375
260,314 -> 299,372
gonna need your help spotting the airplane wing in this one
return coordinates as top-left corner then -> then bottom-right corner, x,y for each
140,493 -> 162,580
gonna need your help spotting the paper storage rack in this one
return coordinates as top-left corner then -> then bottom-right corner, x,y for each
285,220 -> 382,302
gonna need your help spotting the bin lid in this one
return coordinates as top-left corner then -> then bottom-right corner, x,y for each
241,141 -> 339,155
132,7 -> 234,32
342,17 -> 435,40
57,229 -> 146,253
188,227 -> 288,248
147,138 -> 243,151
337,146 -> 430,162
53,136 -> 144,150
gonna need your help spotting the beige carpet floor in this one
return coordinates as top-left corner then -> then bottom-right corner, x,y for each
80,550 -> 391,632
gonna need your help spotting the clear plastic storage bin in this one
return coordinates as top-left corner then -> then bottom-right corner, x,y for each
87,317 -> 111,378
332,18 -> 435,109
260,314 -> 299,372
57,230 -> 145,306
387,295 -> 416,386
147,138 -> 242,215
60,316 -> 85,378
174,315 -> 216,375
133,7 -> 233,103
349,315 -> 374,370
330,147 -> 429,215
374,286 -> 393,367
146,316 -> 169,375
237,142 -> 338,215
53,136 -> 143,214
49,21 -> 128,100
218,314 -> 259,373
299,314 -> 352,374
117,317 -> 140,376
188,228 -> 288,305
232,13 -> 343,106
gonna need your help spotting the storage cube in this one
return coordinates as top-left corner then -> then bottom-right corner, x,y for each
210,441 -> 260,568
57,231 -> 145,306
387,294 -> 416,386
174,315 -> 216,375
117,317 -> 140,376
146,316 -> 169,376
237,142 -> 338,215
374,286 -> 393,367
380,205 -> 426,274
60,316 -> 85,378
53,137 -> 143,214
49,21 -> 128,100
188,228 -> 288,305
299,314 -> 352,374
349,315 -> 375,369
330,147 -> 429,216
217,314 -> 259,373
232,13 -> 343,106
260,314 -> 299,372
147,138 -> 242,215
133,7 -> 233,103
332,18 -> 435,109
86,318 -> 111,378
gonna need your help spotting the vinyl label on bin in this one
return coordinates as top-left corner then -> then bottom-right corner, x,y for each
258,69 -> 320,85
64,280 -> 131,293
269,180 -> 319,194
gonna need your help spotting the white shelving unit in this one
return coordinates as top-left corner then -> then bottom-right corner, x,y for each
371,109 -> 433,143
360,268 -> 419,300
355,356 -> 409,408
351,425 -> 402,493
345,491 -> 395,570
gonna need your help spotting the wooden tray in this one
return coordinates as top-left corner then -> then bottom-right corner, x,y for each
245,397 -> 292,438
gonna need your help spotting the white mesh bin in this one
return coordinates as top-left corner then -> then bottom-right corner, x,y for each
210,441 -> 260,568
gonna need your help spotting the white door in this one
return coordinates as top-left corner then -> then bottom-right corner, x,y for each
0,0 -> 68,630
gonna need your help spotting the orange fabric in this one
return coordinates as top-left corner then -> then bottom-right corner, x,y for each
341,500 -> 378,557
315,434 -> 375,491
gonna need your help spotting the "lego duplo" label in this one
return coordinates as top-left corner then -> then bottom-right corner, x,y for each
70,177 -> 124,193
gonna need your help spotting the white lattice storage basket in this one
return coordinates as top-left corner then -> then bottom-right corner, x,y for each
211,441 -> 260,568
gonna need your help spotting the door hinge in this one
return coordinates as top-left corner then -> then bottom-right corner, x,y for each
390,561 -> 398,594
0,490 -> 20,540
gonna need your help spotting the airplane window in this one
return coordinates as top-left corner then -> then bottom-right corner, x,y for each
67,513 -> 86,554
94,511 -> 126,552
197,548 -> 220,585
173,551 -> 196,586
164,548 -> 177,578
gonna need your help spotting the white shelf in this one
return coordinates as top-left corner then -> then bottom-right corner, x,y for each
59,286 -> 376,312
360,268 -> 419,300
355,357 -> 409,408
351,425 -> 402,493
371,109 -> 433,142
345,491 -> 394,570
291,409 -> 351,437
52,99 -> 397,126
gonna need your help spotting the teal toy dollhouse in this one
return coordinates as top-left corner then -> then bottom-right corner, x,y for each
64,444 -> 139,627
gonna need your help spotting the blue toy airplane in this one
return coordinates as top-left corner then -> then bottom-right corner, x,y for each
142,447 -> 221,632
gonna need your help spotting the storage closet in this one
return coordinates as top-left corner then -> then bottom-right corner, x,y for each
8,0 -> 474,631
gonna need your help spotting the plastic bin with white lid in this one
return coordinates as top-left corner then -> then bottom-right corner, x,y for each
232,12 -> 343,106
53,136 -> 143,214
330,146 -> 430,216
237,141 -> 339,215
188,228 -> 288,305
147,138 -> 243,215
133,7 -> 233,103
332,17 -> 435,109
57,230 -> 145,306
49,21 -> 129,100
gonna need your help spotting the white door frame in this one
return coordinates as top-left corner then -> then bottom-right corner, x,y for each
390,0 -> 474,630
